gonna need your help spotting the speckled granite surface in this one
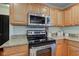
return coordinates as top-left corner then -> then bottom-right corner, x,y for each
0,35 -> 79,48
0,35 -> 28,48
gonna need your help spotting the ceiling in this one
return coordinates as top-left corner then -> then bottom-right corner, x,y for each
45,3 -> 75,9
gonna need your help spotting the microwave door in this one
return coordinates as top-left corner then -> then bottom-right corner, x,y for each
28,15 -> 46,25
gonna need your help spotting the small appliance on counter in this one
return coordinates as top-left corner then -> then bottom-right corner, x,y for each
0,15 -> 9,46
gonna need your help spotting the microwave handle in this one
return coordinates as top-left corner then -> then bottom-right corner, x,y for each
46,16 -> 50,24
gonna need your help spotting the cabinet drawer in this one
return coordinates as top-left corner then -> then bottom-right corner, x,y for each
3,45 -> 28,56
56,39 -> 64,44
16,45 -> 28,53
68,45 -> 79,56
3,46 -> 17,55
68,40 -> 79,48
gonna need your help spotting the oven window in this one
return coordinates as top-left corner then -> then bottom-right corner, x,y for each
30,15 -> 45,24
36,48 -> 51,56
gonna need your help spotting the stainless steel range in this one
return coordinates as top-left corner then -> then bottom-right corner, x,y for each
27,29 -> 56,56
27,30 -> 47,46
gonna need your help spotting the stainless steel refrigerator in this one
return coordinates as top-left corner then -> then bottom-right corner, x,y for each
0,15 -> 9,46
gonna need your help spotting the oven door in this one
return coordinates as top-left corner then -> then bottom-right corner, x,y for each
30,45 -> 52,56
36,48 -> 51,56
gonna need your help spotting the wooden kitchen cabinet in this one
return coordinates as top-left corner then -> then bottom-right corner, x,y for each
30,4 -> 50,16
67,40 -> 79,56
56,39 -> 68,56
56,39 -> 64,56
56,39 -> 79,56
10,3 -> 50,25
3,45 -> 28,56
29,4 -> 40,13
10,3 -> 28,25
50,8 -> 64,26
64,9 -> 71,26
0,48 -> 3,56
63,39 -> 68,56
64,4 -> 79,26
68,45 -> 79,56
40,4 -> 50,16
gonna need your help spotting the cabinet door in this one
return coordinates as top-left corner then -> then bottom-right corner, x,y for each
56,39 -> 68,56
10,4 -> 27,25
77,4 -> 79,25
64,9 -> 71,26
50,8 -> 57,26
56,10 -> 63,26
68,45 -> 79,56
40,4 -> 50,16
64,4 -> 79,26
56,40 -> 64,56
30,4 -> 40,13
56,44 -> 63,56
0,49 -> 3,56
50,8 -> 63,26
3,45 -> 28,56
62,39 -> 68,56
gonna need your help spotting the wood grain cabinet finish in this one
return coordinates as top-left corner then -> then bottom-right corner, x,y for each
50,8 -> 64,26
3,45 -> 28,56
68,45 -> 79,56
56,39 -> 68,56
67,40 -> 79,56
56,39 -> 64,56
40,4 -> 50,16
10,4 -> 28,25
64,4 -> 79,26
10,3 -> 50,25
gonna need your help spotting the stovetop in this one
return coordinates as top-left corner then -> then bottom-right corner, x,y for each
29,40 -> 56,48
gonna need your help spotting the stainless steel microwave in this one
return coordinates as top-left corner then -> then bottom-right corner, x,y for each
28,13 -> 51,26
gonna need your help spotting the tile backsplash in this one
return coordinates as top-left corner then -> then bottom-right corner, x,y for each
62,26 -> 79,34
47,27 -> 61,37
10,24 -> 45,36
10,24 -> 79,36
48,26 -> 79,37
10,25 -> 26,35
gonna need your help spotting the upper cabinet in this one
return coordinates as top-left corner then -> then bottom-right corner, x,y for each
29,4 -> 50,16
10,3 -> 79,26
50,8 -> 64,26
40,4 -> 50,16
10,4 -> 28,25
10,3 -> 50,25
64,4 -> 79,26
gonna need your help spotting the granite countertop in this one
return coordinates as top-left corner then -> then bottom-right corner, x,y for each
65,36 -> 79,41
48,36 -> 79,42
0,35 -> 28,48
0,34 -> 79,48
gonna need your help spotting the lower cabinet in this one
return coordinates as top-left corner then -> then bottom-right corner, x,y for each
56,39 -> 68,56
56,39 -> 64,56
67,40 -> 79,56
3,44 -> 28,56
56,39 -> 79,56
68,45 -> 79,56
56,44 -> 63,56
0,48 -> 3,56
